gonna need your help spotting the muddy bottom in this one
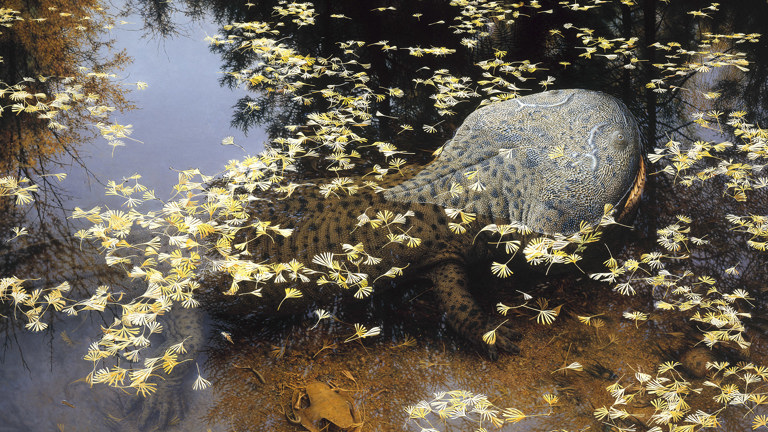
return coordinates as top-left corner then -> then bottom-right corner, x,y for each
197,272 -> 767,432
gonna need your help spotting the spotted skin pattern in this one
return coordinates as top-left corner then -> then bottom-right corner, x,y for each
234,89 -> 642,355
136,89 -> 643,428
385,89 -> 642,235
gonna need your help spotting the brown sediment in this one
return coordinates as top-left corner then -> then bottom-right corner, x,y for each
201,273 -> 731,431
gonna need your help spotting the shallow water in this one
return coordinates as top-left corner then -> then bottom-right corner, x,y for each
2,1 -> 768,432
59,10 -> 260,211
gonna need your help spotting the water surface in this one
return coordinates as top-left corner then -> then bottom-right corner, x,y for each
1,2 -> 768,432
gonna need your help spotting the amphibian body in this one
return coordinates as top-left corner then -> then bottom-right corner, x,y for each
232,88 -> 645,355
136,88 -> 645,428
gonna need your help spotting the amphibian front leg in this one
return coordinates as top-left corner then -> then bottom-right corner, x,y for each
426,261 -> 520,359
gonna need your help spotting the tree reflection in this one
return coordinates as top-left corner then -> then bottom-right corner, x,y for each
3,1 -> 766,430
127,0 -> 768,160
0,2 -> 134,332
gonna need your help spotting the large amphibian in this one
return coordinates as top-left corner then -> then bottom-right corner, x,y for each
232,88 -> 645,354
135,89 -> 645,428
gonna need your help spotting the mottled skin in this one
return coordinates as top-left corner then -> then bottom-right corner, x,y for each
385,89 -> 642,234
241,188 -> 515,348
235,89 -> 643,352
136,89 -> 645,428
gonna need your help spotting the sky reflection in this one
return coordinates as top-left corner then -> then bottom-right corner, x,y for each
0,9 -> 259,432
62,11 -> 265,210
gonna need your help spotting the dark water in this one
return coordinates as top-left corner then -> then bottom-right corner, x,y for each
1,1 -> 768,431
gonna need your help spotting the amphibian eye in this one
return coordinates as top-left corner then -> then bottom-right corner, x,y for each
611,130 -> 627,147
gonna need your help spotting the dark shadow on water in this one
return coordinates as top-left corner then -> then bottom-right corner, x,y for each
2,1 -> 768,431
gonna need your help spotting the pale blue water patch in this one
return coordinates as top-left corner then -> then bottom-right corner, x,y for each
0,10 -> 260,431
61,10 -> 266,211
0,307 -> 224,432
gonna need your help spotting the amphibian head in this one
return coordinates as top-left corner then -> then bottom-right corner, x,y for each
384,89 -> 643,235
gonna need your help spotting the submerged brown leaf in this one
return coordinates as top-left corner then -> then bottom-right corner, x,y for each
293,380 -> 361,432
